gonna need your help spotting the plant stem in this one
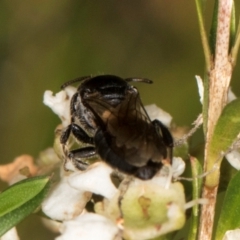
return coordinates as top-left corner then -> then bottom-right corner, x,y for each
199,0 -> 233,239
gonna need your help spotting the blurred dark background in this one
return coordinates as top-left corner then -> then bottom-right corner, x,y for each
0,1 -> 239,239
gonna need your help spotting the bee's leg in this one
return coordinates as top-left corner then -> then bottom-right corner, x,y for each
152,119 -> 173,162
134,161 -> 162,180
60,123 -> 94,170
152,120 -> 173,148
67,147 -> 97,171
71,123 -> 94,144
60,125 -> 73,170
60,124 -> 72,145
70,93 -> 79,115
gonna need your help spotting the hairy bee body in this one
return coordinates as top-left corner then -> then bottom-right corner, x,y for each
60,75 -> 173,180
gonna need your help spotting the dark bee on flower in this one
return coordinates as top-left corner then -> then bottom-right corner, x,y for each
60,75 -> 173,180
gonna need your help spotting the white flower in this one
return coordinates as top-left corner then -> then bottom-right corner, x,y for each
172,157 -> 186,178
195,75 -> 204,104
145,104 -> 172,127
223,229 -> 240,240
42,162 -> 118,221
42,86 -> 188,240
43,86 -> 76,127
96,176 -> 186,240
68,162 -> 119,200
42,174 -> 92,221
195,75 -> 237,105
225,151 -> 240,170
55,212 -> 120,240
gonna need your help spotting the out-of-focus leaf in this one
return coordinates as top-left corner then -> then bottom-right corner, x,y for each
229,2 -> 236,52
195,0 -> 206,15
195,0 -> 211,69
0,176 -> 51,236
209,0 -> 218,55
231,17 -> 240,65
215,171 -> 240,239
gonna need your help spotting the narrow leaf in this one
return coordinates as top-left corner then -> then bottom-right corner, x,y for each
0,176 -> 51,236
188,156 -> 203,240
215,171 -> 240,239
229,1 -> 236,52
195,0 -> 211,69
206,99 -> 240,187
209,0 -> 219,56
209,98 -> 240,157
231,18 -> 240,65
0,176 -> 50,217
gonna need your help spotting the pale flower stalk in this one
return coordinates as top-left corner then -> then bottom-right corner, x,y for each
0,227 -> 20,240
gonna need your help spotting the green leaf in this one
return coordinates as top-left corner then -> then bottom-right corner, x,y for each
195,0 -> 211,69
0,175 -> 51,236
231,16 -> 240,65
215,171 -> 240,239
229,2 -> 236,52
209,0 -> 218,56
210,98 -> 240,157
188,156 -> 203,240
206,99 -> 240,187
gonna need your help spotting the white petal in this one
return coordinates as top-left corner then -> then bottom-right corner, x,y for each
228,88 -> 237,102
225,151 -> 240,170
56,213 -> 120,240
223,229 -> 240,240
43,86 -> 76,127
195,75 -> 204,104
145,104 -> 172,127
195,75 -> 236,104
68,162 -> 118,199
42,175 -> 91,221
172,157 -> 186,178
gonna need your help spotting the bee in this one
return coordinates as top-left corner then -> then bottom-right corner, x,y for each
60,75 -> 173,180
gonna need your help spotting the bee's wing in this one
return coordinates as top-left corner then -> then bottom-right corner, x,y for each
85,91 -> 166,167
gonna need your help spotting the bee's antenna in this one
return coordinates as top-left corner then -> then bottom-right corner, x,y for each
61,76 -> 91,89
125,78 -> 153,84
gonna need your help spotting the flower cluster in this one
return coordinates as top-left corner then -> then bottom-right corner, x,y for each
0,85 -> 188,240
41,86 -> 187,240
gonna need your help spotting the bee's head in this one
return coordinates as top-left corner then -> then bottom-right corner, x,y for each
79,75 -> 130,106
